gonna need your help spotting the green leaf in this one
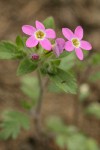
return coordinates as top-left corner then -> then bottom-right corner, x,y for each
0,41 -> 25,59
49,68 -> 77,94
66,134 -> 87,150
48,82 -> 63,93
43,16 -> 55,29
21,100 -> 32,110
0,110 -> 30,140
86,139 -> 99,150
46,117 -> 99,150
17,58 -> 38,76
46,117 -> 65,133
16,35 -> 25,48
50,59 -> 61,67
20,75 -> 40,104
85,103 -> 100,119
56,135 -> 66,149
59,53 -> 75,71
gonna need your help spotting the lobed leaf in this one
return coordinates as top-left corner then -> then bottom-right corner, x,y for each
17,58 -> 38,76
49,68 -> 77,94
59,53 -> 75,71
0,41 -> 25,59
43,16 -> 55,29
45,117 -> 99,150
0,110 -> 30,140
16,35 -> 25,48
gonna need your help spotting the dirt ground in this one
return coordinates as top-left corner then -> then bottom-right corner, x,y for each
0,0 -> 100,150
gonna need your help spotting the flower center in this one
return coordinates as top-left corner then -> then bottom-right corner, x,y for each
35,30 -> 45,40
72,38 -> 80,48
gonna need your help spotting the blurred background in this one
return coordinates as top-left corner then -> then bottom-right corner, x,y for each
0,0 -> 100,150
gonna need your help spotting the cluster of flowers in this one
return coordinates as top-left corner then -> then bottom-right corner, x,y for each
22,20 -> 92,60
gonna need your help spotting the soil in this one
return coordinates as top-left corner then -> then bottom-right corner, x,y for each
0,0 -> 100,150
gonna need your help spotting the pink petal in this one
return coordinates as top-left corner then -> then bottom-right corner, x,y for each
22,25 -> 36,35
26,36 -> 38,48
80,40 -> 92,50
45,29 -> 56,39
75,48 -> 83,60
53,38 -> 65,57
40,38 -> 52,51
75,26 -> 83,40
35,20 -> 45,30
56,38 -> 65,53
62,28 -> 74,40
65,41 -> 74,51
52,45 -> 60,57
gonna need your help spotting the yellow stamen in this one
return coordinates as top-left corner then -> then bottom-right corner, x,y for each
35,30 -> 45,40
72,38 -> 80,48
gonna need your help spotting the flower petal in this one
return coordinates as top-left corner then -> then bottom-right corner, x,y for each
53,38 -> 65,57
40,38 -> 52,51
56,38 -> 65,53
80,40 -> 92,50
46,29 -> 56,39
35,20 -> 45,30
52,45 -> 60,57
62,28 -> 74,40
26,36 -> 38,48
22,25 -> 36,35
65,41 -> 74,51
75,26 -> 83,40
75,48 -> 83,60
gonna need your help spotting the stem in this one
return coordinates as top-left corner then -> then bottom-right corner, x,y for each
36,69 -> 43,115
34,69 -> 44,134
74,87 -> 80,125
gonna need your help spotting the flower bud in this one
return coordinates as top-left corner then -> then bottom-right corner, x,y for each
31,54 -> 39,60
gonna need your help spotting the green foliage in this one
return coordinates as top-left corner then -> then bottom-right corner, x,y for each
20,75 -> 40,107
46,117 -> 68,133
85,103 -> 100,119
40,59 -> 60,75
17,58 -> 38,76
46,117 -> 99,150
16,35 -> 25,48
89,71 -> 100,82
49,68 -> 77,94
86,139 -> 99,150
0,41 -> 26,59
43,16 -> 55,29
0,110 -> 30,140
48,82 -> 63,93
50,59 -> 61,67
21,100 -> 32,110
59,52 -> 76,71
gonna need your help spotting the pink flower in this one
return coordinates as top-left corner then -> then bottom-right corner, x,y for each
62,26 -> 92,60
52,38 -> 65,57
22,21 -> 56,51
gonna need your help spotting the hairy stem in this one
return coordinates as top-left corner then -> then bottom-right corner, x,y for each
36,69 -> 43,115
34,69 -> 44,134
